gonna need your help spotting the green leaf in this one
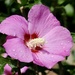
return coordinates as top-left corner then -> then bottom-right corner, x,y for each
50,6 -> 54,12
64,4 -> 74,17
5,0 -> 14,6
0,47 -> 5,54
0,54 -> 18,74
34,0 -> 41,4
58,0 -> 65,5
0,17 -> 6,22
20,0 -> 28,5
71,32 -> 75,43
0,56 -> 9,74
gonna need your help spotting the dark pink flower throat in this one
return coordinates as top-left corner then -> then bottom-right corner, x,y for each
24,33 -> 42,53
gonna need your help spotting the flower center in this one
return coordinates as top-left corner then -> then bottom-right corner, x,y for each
27,38 -> 45,51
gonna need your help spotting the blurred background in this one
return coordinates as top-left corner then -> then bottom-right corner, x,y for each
0,0 -> 75,75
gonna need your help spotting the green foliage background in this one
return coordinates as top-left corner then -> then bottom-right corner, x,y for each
0,0 -> 75,75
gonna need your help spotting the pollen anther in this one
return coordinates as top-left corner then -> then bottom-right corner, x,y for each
27,38 -> 45,49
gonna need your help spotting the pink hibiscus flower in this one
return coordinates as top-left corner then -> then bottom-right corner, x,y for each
0,4 -> 72,68
3,64 -> 28,75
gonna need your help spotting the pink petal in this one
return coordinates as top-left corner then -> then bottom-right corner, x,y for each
20,66 -> 28,73
16,66 -> 28,75
0,15 -> 28,40
32,52 -> 44,67
3,64 -> 12,75
3,38 -> 33,62
3,64 -> 28,75
43,26 -> 73,56
32,51 -> 64,69
28,4 -> 60,37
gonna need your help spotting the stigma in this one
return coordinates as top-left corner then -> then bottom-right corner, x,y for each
27,38 -> 45,50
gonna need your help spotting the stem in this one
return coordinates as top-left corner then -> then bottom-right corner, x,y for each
58,62 -> 64,75
34,64 -> 39,75
17,61 -> 21,75
61,7 -> 67,28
